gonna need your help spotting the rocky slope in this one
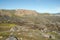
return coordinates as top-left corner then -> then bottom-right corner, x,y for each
0,9 -> 60,40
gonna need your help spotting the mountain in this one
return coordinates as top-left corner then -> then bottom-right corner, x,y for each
0,9 -> 38,17
0,9 -> 60,40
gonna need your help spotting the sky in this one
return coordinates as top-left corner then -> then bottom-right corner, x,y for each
0,0 -> 60,13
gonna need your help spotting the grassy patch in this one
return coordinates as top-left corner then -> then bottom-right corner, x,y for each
0,23 -> 16,31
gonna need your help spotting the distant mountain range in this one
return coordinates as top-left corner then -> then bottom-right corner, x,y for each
0,9 -> 60,16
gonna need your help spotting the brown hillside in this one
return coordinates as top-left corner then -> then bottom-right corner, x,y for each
15,9 -> 38,16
